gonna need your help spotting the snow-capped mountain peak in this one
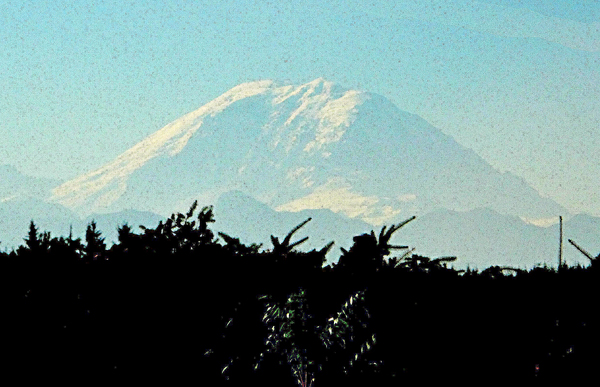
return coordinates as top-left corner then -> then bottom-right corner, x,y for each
51,78 -> 566,224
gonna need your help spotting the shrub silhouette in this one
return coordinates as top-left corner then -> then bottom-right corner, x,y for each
335,216 -> 415,274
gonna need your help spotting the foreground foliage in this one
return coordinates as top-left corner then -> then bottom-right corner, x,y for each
0,202 -> 598,385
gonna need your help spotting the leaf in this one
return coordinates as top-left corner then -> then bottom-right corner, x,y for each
394,215 -> 417,230
320,241 -> 335,255
288,236 -> 309,250
432,256 -> 457,263
282,218 -> 312,247
186,200 -> 198,219
569,239 -> 596,261
378,226 -> 387,243
270,235 -> 281,249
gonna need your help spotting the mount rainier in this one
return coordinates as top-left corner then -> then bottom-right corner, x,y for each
51,78 -> 565,225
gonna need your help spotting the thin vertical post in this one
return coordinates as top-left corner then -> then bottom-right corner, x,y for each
558,216 -> 563,268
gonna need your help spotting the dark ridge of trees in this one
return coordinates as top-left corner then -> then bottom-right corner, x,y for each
0,202 -> 598,385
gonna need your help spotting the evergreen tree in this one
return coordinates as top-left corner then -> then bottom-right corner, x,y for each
24,220 -> 40,252
84,220 -> 106,261
117,223 -> 133,245
64,225 -> 84,260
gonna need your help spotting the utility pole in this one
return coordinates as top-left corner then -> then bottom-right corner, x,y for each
558,216 -> 563,268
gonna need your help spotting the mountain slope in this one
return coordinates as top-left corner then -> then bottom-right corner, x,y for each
0,164 -> 61,202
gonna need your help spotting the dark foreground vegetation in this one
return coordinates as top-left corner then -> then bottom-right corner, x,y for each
1,202 -> 598,385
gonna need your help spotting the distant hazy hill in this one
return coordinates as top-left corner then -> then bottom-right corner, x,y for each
215,193 -> 597,269
0,196 -> 76,251
396,208 -> 556,269
0,198 -> 163,252
0,164 -> 60,201
214,190 -> 373,265
0,167 -> 163,250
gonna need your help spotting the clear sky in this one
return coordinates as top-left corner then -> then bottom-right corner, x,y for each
1,0 -> 599,215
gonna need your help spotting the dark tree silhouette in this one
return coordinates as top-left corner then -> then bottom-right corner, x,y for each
24,220 -> 40,252
2,201 -> 600,385
336,216 -> 415,274
84,220 -> 106,261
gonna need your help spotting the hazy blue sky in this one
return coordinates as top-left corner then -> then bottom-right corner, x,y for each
1,0 -> 599,215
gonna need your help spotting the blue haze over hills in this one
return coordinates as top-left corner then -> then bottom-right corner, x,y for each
1,79 -> 598,268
